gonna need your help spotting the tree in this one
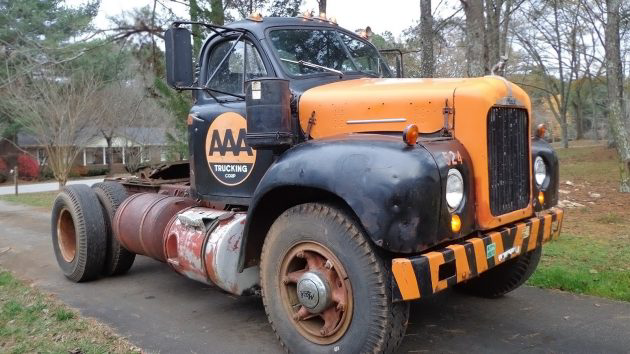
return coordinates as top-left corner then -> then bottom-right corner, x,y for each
420,0 -> 434,77
460,0 -> 487,76
317,0 -> 326,14
0,0 -> 98,142
513,0 -> 581,148
5,69 -> 104,187
604,0 -> 630,192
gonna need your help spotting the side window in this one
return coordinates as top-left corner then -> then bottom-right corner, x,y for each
207,39 -> 268,96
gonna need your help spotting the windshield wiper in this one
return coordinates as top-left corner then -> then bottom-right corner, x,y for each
280,58 -> 344,76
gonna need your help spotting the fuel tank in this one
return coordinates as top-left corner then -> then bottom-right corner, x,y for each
113,193 -> 197,262
164,207 -> 259,295
112,193 -> 258,295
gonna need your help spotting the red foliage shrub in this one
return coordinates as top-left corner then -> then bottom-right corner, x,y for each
17,154 -> 40,179
0,157 -> 6,173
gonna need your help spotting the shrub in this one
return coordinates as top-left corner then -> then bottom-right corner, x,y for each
17,154 -> 40,179
0,157 -> 7,173
86,168 -> 109,176
39,167 -> 55,180
0,172 -> 7,183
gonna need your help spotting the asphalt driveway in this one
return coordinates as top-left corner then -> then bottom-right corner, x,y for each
1,201 -> 629,353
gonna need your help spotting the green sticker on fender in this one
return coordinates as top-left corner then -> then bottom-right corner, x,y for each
486,243 -> 496,259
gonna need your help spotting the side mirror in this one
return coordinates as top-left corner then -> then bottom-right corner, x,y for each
165,27 -> 193,88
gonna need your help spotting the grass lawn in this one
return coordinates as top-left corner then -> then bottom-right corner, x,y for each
527,144 -> 630,302
0,269 -> 138,354
0,191 -> 58,209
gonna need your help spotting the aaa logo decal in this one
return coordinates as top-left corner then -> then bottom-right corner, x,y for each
205,112 -> 256,186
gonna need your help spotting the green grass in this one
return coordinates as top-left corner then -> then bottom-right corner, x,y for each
529,233 -> 630,302
0,191 -> 58,209
0,270 -> 138,353
526,144 -> 630,302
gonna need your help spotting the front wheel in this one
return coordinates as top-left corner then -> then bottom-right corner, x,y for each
456,247 -> 542,298
260,203 -> 409,353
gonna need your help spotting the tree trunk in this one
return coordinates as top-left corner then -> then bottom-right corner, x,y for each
190,0 -> 202,55
420,0 -> 434,78
461,0 -> 487,77
318,0 -> 326,14
561,120 -> 569,149
210,0 -> 225,25
485,0 -> 501,67
572,98 -> 584,140
605,0 -> 630,192
106,137 -> 114,176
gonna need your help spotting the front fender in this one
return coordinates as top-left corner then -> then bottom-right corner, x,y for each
246,133 -> 442,254
532,137 -> 560,210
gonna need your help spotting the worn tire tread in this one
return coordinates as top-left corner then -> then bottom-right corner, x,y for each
92,182 -> 135,276
260,203 -> 409,353
51,185 -> 107,282
457,247 -> 542,298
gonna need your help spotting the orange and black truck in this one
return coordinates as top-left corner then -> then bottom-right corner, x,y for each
51,15 -> 564,353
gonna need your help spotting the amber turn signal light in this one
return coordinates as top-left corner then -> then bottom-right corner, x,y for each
536,123 -> 546,138
451,214 -> 462,233
538,191 -> 545,205
403,124 -> 419,146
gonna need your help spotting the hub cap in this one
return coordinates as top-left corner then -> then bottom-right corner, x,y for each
297,271 -> 332,314
279,242 -> 353,344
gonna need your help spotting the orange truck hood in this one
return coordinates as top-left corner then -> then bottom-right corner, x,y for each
298,77 -> 531,139
298,76 -> 534,230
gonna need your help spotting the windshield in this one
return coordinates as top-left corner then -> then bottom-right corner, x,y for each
269,28 -> 392,78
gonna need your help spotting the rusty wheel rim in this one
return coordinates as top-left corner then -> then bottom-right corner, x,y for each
279,241 -> 353,345
57,208 -> 77,263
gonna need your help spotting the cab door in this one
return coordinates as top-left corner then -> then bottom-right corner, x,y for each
190,36 -> 274,204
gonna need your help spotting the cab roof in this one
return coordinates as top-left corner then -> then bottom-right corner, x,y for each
225,16 -> 349,38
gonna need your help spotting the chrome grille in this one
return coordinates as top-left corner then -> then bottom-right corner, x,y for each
487,107 -> 530,215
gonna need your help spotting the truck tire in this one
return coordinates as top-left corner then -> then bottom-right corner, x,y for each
51,185 -> 107,282
260,203 -> 409,353
457,247 -> 542,298
92,182 -> 136,276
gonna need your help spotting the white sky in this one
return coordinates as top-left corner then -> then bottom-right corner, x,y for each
67,0 -> 460,38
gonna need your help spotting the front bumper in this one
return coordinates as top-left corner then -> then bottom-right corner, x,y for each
392,208 -> 564,302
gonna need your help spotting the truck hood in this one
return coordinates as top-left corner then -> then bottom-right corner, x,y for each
298,77 -> 531,139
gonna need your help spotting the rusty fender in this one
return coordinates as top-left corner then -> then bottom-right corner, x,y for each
164,207 -> 259,295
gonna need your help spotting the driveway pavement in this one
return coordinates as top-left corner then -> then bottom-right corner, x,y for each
0,178 -> 103,195
1,200 -> 629,353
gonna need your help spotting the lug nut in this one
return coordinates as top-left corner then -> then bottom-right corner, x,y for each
324,260 -> 333,269
320,329 -> 328,336
336,303 -> 345,311
282,276 -> 290,285
296,251 -> 305,258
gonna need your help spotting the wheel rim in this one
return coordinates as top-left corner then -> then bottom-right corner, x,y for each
57,208 -> 77,262
279,241 -> 353,345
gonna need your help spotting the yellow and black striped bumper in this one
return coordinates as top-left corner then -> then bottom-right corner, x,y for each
392,208 -> 564,302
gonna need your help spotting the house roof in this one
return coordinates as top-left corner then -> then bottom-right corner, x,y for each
17,127 -> 168,148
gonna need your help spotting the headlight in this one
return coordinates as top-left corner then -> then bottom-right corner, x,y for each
446,169 -> 464,210
534,156 -> 547,187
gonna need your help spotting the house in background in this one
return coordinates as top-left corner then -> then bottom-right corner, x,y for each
16,127 -> 170,175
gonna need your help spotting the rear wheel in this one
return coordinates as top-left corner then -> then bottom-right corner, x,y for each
92,182 -> 136,276
51,185 -> 107,282
260,203 -> 409,353
457,247 -> 542,298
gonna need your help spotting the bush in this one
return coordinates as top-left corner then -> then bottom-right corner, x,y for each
0,157 -> 7,173
86,168 -> 109,177
39,167 -> 55,180
17,154 -> 40,179
0,172 -> 7,183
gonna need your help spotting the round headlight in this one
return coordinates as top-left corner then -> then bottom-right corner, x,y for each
534,156 -> 547,187
446,169 -> 464,210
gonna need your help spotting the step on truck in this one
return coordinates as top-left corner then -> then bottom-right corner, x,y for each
51,14 -> 564,353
